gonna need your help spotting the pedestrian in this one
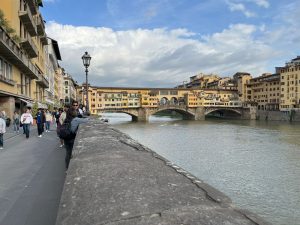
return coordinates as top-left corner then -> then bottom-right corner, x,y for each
45,109 -> 52,132
58,105 -> 69,147
78,104 -> 84,116
71,100 -> 80,117
13,111 -> 20,133
0,112 -> 6,149
21,108 -> 26,134
52,108 -> 58,128
36,109 -> 45,137
20,108 -> 33,139
64,108 -> 88,169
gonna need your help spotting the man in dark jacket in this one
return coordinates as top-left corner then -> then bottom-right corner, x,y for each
64,108 -> 88,169
36,109 -> 45,137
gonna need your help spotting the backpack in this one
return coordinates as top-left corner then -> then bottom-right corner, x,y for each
59,120 -> 76,140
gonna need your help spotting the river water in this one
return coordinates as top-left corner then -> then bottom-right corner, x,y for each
103,113 -> 300,225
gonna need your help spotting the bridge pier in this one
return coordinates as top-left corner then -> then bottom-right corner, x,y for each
137,108 -> 150,122
194,107 -> 205,120
240,107 -> 257,120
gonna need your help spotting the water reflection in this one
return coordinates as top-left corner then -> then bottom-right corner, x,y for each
102,112 -> 300,225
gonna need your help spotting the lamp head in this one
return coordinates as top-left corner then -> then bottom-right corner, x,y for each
82,52 -> 91,68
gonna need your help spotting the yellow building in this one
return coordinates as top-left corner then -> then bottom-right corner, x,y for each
246,73 -> 280,110
0,0 -> 48,117
76,85 -> 240,115
186,73 -> 221,88
277,56 -> 300,111
233,72 -> 252,102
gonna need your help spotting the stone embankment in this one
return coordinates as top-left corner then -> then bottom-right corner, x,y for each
256,110 -> 300,121
56,121 -> 271,225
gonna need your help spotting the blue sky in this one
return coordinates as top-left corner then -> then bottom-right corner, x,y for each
41,0 -> 300,87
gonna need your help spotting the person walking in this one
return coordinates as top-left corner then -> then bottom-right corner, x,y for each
13,111 -> 20,133
63,108 -> 88,170
58,105 -> 69,148
20,109 -> 33,139
45,109 -> 52,132
0,112 -> 6,149
71,100 -> 81,117
36,109 -> 45,137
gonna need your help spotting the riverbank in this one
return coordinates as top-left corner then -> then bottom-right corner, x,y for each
56,121 -> 271,225
256,110 -> 300,121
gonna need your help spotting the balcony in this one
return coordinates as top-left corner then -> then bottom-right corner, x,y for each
19,7 -> 37,36
36,74 -> 49,88
26,0 -> 38,15
40,34 -> 48,45
20,37 -> 38,58
0,26 -> 38,79
36,16 -> 45,36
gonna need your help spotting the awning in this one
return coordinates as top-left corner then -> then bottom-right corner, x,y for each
20,99 -> 33,107
45,98 -> 54,105
20,99 -> 47,109
38,102 -> 48,109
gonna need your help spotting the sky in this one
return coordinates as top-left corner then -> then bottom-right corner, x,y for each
41,0 -> 300,87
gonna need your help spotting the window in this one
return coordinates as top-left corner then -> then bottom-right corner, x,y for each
65,81 -> 68,85
65,90 -> 68,94
0,58 -> 12,80
160,90 -> 169,95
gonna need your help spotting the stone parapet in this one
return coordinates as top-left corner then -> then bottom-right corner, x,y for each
56,121 -> 271,225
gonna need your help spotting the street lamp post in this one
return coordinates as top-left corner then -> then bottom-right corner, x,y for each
81,52 -> 91,114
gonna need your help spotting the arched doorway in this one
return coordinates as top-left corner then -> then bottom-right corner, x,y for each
160,97 -> 169,105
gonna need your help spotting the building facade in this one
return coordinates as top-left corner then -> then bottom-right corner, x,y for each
277,56 -> 300,111
45,38 -> 62,107
76,86 -> 241,115
63,73 -> 77,105
246,73 -> 280,110
0,0 -> 49,117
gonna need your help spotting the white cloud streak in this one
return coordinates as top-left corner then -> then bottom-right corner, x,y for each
250,0 -> 270,8
46,21 -> 276,87
226,0 -> 256,18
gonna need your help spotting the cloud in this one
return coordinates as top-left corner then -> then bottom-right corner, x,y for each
226,0 -> 256,18
46,21 -> 275,87
250,0 -> 270,8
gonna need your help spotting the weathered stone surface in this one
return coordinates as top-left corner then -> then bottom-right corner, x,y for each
56,121 -> 271,225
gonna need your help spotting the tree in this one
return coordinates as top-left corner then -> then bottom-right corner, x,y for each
31,102 -> 38,117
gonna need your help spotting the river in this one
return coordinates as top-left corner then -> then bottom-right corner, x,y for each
102,112 -> 300,225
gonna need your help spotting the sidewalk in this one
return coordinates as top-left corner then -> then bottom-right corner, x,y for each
3,124 -> 23,140
0,126 -> 66,225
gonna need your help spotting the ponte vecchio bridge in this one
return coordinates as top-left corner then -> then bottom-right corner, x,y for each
79,86 -> 256,121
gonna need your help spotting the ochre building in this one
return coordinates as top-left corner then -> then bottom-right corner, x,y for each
0,0 -> 48,118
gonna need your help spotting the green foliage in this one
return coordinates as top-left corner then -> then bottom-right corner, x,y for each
31,102 -> 39,117
37,0 -> 43,7
0,9 -> 21,43
6,26 -> 15,34
12,34 -> 21,43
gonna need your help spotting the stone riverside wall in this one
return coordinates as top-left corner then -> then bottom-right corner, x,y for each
56,121 -> 271,225
256,110 -> 300,122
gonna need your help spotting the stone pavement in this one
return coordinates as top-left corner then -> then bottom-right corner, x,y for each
0,125 -> 66,225
3,124 -> 22,140
56,121 -> 272,225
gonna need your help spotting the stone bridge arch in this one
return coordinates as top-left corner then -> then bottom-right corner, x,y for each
205,107 -> 242,118
144,105 -> 205,121
150,107 -> 196,120
100,109 -> 139,121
